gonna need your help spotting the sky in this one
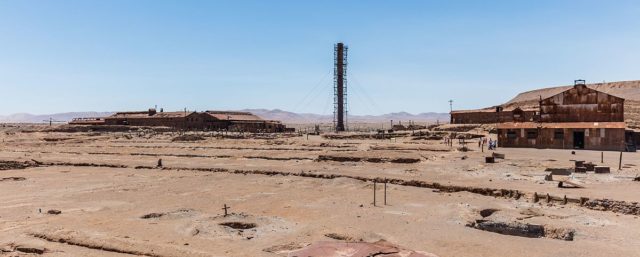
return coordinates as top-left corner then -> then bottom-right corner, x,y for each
1,0 -> 639,115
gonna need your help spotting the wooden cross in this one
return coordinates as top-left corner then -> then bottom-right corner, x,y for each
222,204 -> 230,217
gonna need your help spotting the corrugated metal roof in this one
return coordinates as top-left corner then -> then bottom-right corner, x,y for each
205,111 -> 263,121
450,108 -> 496,114
497,122 -> 626,129
109,111 -> 195,119
451,106 -> 538,114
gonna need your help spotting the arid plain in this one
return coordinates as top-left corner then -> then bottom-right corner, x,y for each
1,125 -> 640,257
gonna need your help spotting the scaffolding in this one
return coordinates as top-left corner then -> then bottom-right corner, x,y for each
334,42 -> 348,132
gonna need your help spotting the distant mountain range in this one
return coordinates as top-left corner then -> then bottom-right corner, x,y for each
0,112 -> 114,124
0,109 -> 449,124
243,109 -> 449,123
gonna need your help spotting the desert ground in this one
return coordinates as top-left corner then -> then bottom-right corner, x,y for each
1,125 -> 640,256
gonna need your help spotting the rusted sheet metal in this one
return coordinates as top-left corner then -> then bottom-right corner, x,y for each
539,85 -> 624,122
204,111 -> 263,121
451,109 -> 537,124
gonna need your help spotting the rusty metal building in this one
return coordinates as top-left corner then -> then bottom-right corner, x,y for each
202,111 -> 287,133
497,121 -> 626,151
497,80 -> 628,151
74,109 -> 291,132
450,106 -> 538,124
104,109 -> 204,129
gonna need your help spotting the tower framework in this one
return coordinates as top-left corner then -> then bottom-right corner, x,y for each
334,42 -> 348,132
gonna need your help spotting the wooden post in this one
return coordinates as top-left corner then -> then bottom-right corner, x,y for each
384,178 -> 387,205
373,181 -> 377,206
619,151 -> 623,170
601,152 -> 604,163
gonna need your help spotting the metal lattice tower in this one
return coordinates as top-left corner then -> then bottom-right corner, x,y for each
334,42 -> 348,132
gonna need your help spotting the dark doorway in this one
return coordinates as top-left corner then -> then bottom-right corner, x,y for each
573,131 -> 585,149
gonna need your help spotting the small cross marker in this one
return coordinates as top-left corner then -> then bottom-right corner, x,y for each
222,204 -> 230,217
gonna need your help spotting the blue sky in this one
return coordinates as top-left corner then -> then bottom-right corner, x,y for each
1,0 -> 639,115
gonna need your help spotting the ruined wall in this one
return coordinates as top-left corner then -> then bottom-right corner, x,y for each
498,127 -> 625,151
540,85 -> 624,123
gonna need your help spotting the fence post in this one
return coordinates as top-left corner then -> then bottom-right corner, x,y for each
373,181 -> 377,206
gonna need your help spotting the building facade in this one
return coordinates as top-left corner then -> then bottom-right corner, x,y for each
497,122 -> 626,151
497,81 -> 627,151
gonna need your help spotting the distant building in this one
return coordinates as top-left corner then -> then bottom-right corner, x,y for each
202,111 -> 288,132
450,106 -> 538,124
497,80 -> 630,151
68,117 -> 106,125
70,109 -> 291,133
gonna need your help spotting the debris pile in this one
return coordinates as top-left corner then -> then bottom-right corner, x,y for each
288,240 -> 439,257
171,134 -> 205,142
317,154 -> 420,164
467,220 -> 574,241
0,160 -> 38,170
583,199 -> 640,215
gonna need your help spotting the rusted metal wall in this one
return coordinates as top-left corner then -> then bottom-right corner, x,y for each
228,121 -> 286,133
451,110 -> 536,124
497,127 -> 625,151
539,85 -> 624,122
105,113 -> 208,129
102,111 -> 291,132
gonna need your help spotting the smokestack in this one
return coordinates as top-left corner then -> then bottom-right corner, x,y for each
334,42 -> 348,132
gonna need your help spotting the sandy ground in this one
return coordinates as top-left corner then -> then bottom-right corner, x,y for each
1,126 -> 640,256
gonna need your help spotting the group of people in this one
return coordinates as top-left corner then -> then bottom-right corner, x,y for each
477,137 -> 497,150
446,136 -> 497,150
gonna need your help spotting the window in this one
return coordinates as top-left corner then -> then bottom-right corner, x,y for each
527,130 -> 538,139
507,130 -> 517,139
554,129 -> 564,140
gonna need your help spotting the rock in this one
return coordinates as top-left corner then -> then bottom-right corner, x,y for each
485,157 -> 495,163
16,246 -> 46,254
594,166 -> 610,174
47,209 -> 62,215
